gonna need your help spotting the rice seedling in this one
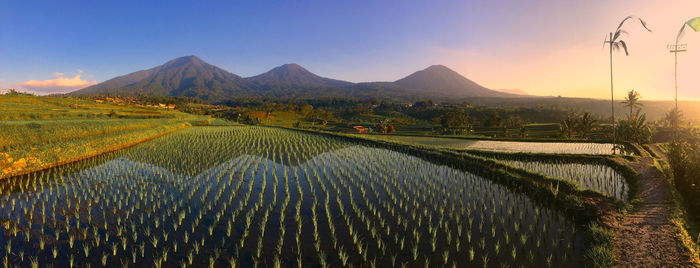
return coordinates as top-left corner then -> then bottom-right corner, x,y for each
500,159 -> 629,201
363,135 -> 630,155
0,126 -> 583,267
101,252 -> 109,266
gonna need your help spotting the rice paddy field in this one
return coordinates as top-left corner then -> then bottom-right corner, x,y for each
0,126 -> 588,267
0,95 -> 210,179
351,134 -> 633,201
499,160 -> 629,201
360,135 -> 628,155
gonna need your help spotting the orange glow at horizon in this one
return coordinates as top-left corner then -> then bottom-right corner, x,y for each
429,0 -> 700,101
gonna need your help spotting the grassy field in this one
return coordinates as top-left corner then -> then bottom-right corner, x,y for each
0,95 -> 211,178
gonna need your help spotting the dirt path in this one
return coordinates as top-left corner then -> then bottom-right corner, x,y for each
609,150 -> 697,267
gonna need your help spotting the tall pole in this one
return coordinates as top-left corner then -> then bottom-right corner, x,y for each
675,50 -> 678,110
610,32 -> 616,148
668,43 -> 687,128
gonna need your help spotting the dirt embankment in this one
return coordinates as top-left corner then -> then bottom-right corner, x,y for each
603,149 -> 699,267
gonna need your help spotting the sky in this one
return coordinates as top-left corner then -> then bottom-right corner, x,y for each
0,0 -> 699,100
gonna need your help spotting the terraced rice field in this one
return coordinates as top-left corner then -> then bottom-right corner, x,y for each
0,126 -> 585,267
362,135 -> 628,155
499,160 -> 628,201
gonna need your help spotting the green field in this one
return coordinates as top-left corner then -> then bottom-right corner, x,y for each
1,95 -> 697,266
0,126 -> 596,267
0,95 -> 211,178
354,134 -> 626,155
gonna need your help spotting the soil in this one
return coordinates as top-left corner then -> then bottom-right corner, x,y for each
603,147 -> 698,267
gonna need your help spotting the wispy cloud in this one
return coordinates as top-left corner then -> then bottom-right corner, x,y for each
20,74 -> 97,93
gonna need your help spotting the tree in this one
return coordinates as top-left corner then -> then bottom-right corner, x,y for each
3,89 -> 34,96
560,114 -> 578,139
519,126 -> 529,138
560,112 -> 597,139
315,108 -> 332,121
664,107 -> 684,129
440,111 -> 470,128
575,112 -> 597,137
439,111 -> 473,135
667,127 -> 700,216
504,116 -> 523,129
377,119 -> 396,134
616,110 -> 654,144
299,104 -> 314,116
604,16 -> 651,144
412,100 -> 433,110
621,89 -> 643,117
483,111 -> 502,127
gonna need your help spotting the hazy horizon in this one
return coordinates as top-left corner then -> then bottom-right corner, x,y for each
1,0 -> 699,100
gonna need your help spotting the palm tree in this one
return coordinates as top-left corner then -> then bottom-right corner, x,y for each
604,16 -> 651,146
560,112 -> 597,139
560,114 -> 577,139
664,107 -> 684,129
621,89 -> 643,117
576,112 -> 598,139
616,110 -> 653,144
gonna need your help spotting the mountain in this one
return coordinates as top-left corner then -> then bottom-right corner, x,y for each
394,65 -> 512,97
74,56 -> 517,101
75,56 -> 250,101
245,63 -> 353,89
494,88 -> 529,95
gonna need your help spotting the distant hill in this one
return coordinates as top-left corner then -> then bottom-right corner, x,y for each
245,63 -> 353,89
494,89 -> 529,95
394,65 -> 513,97
75,56 -> 250,101
74,56 -> 516,101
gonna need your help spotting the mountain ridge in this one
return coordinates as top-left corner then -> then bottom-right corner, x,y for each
74,56 -> 517,101
394,65 -> 510,97
244,63 -> 353,89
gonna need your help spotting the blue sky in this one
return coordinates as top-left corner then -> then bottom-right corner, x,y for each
1,0 -> 699,99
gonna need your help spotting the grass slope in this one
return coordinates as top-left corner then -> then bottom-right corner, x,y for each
0,95 -> 210,178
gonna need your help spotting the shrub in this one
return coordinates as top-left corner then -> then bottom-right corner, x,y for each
615,111 -> 654,144
668,127 -> 700,214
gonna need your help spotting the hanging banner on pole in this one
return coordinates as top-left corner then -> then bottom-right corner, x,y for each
686,17 -> 700,32
677,17 -> 700,43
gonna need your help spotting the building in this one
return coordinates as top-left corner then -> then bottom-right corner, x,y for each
343,126 -> 369,133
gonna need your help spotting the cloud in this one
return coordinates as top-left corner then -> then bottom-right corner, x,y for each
53,72 -> 64,77
20,74 -> 97,92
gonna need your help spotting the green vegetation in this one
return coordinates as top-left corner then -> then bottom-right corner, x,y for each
299,127 -> 629,266
0,126 -> 593,267
356,134 -> 628,155
560,112 -> 598,139
4,92 -> 697,266
615,111 -> 654,144
500,160 -> 628,201
583,223 -> 616,268
614,90 -> 655,145
603,15 -> 651,142
0,94 -> 208,178
667,127 -> 700,247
